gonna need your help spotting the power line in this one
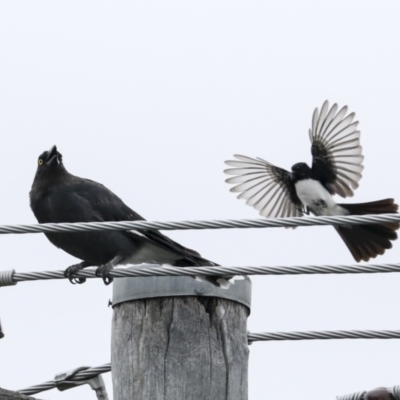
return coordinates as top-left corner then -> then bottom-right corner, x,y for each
5,213 -> 400,398
18,363 -> 111,396
248,330 -> 400,342
337,385 -> 400,400
0,213 -> 399,235
2,262 -> 400,287
18,327 -> 400,396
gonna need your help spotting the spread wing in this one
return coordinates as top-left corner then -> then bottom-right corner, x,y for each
310,100 -> 364,198
224,155 -> 303,218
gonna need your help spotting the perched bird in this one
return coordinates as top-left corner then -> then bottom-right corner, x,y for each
30,146 -> 224,285
224,101 -> 399,262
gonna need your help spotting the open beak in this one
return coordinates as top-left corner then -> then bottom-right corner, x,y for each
46,145 -> 60,166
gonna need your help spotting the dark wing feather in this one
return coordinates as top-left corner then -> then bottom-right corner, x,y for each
68,177 -> 207,263
224,155 -> 303,218
310,100 -> 364,197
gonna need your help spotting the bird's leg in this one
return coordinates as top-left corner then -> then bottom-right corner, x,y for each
296,206 -> 309,215
95,255 -> 123,285
64,261 -> 94,284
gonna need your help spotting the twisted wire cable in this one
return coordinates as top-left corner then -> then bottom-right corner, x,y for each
2,262 -> 400,286
247,330 -> 400,342
336,391 -> 366,400
16,331 -> 400,397
18,363 -> 111,396
391,386 -> 400,400
337,386 -> 400,400
9,214 -> 400,397
18,333 -> 400,396
0,213 -> 399,235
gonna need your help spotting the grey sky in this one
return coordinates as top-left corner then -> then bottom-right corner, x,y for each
1,1 -> 400,399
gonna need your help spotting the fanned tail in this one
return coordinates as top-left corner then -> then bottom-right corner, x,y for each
336,198 -> 399,262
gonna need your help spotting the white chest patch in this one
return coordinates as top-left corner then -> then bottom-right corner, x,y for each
294,179 -> 347,216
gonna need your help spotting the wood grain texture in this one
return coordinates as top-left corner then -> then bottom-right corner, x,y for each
112,297 -> 249,400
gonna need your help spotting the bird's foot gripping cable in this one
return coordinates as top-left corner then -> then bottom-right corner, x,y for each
95,255 -> 123,285
64,263 -> 87,284
95,264 -> 114,285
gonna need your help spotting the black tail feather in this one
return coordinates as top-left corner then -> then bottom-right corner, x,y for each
336,198 -> 399,262
173,256 -> 231,288
339,198 -> 398,215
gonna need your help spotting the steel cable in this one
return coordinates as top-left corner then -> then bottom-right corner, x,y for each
1,262 -> 400,286
248,330 -> 400,342
0,213 -> 399,235
19,329 -> 400,395
18,363 -> 111,395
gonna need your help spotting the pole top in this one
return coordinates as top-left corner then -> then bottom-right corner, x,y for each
112,267 -> 252,312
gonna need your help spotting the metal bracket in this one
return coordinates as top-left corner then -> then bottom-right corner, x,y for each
54,366 -> 109,399
112,265 -> 252,312
0,269 -> 16,287
55,366 -> 90,391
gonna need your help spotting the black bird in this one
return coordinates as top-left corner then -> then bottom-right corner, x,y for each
30,146 -> 225,286
224,100 -> 399,262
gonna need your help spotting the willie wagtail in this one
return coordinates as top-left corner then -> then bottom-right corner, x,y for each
224,101 -> 399,261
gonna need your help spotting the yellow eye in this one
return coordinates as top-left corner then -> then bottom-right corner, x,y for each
38,159 -> 43,165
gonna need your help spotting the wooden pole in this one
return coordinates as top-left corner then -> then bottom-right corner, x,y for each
112,296 -> 249,400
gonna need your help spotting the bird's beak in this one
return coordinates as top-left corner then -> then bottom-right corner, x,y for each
46,145 -> 60,166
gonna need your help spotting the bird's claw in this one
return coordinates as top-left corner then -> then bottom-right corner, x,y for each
95,265 -> 114,285
64,264 -> 87,284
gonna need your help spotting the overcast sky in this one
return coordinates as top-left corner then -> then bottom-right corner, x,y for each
1,1 -> 400,399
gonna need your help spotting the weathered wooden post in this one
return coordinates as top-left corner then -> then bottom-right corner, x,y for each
111,269 -> 251,400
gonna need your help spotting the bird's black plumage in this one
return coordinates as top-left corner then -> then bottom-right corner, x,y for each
225,101 -> 399,262
30,146 -> 223,285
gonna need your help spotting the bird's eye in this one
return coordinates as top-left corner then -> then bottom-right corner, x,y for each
38,159 -> 44,166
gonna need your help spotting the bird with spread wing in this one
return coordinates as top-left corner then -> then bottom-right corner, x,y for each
224,101 -> 399,262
